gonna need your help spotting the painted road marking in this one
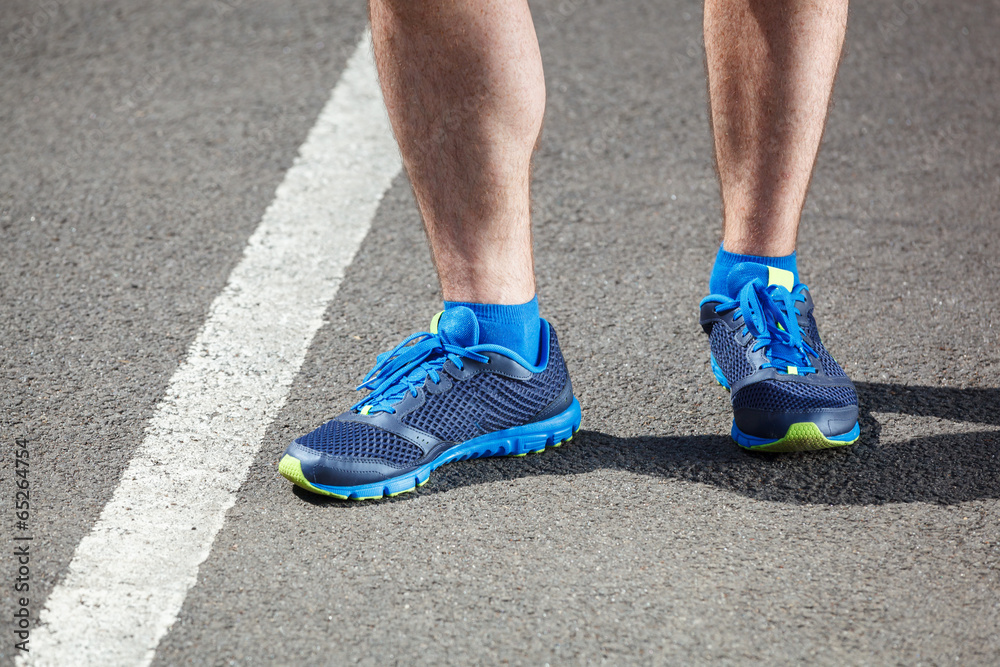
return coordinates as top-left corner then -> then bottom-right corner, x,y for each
21,31 -> 400,667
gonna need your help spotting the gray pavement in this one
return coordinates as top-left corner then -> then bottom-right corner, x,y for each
2,0 -> 999,665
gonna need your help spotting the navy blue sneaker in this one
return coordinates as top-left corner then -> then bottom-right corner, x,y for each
279,307 -> 581,499
699,263 -> 860,452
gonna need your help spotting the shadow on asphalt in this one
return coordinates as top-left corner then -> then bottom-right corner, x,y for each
293,382 -> 999,508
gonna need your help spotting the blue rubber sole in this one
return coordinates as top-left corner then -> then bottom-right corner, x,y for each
710,354 -> 860,451
282,397 -> 582,500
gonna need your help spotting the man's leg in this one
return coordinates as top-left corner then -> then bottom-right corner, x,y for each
278,2 -> 581,499
705,0 -> 848,260
370,0 -> 544,306
699,0 -> 860,452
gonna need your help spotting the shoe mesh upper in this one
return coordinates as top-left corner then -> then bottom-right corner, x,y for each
295,420 -> 423,467
805,312 -> 848,378
403,330 -> 568,442
709,320 -> 753,382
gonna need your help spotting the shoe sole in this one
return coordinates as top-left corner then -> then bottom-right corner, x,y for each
279,397 -> 582,500
710,355 -> 859,452
732,420 -> 860,452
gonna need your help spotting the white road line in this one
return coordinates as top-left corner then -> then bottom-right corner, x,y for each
21,31 -> 400,667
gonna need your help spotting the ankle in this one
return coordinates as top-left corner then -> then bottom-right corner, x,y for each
709,244 -> 799,295
443,296 -> 541,365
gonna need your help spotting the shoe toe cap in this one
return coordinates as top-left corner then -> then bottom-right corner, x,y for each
286,419 -> 424,487
732,379 -> 858,439
285,440 -> 413,487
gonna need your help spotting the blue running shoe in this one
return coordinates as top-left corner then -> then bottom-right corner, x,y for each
279,307 -> 581,499
699,262 -> 860,452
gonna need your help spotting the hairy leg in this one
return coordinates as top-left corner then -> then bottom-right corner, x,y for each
704,0 -> 848,256
369,0 -> 545,304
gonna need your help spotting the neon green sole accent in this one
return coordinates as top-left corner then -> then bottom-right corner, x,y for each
277,454 -> 312,489
278,455 -> 350,499
748,422 -> 859,453
553,434 -> 574,448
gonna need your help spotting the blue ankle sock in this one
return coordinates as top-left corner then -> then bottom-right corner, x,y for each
709,244 -> 799,295
443,296 -> 541,365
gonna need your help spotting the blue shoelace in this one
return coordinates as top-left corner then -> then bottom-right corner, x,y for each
353,332 -> 489,415
714,280 -> 818,374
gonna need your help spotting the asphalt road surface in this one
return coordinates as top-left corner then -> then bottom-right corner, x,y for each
2,0 -> 999,665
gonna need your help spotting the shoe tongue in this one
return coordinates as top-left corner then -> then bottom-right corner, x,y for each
431,307 -> 480,348
726,262 -> 795,297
